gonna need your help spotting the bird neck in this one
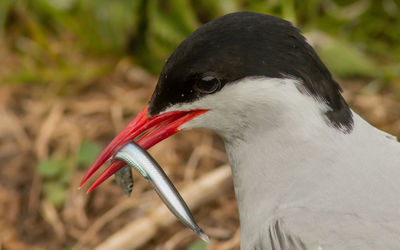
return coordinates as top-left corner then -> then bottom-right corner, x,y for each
218,79 -> 354,244
223,111 -> 346,245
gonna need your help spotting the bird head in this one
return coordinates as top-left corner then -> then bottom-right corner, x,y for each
79,12 -> 352,191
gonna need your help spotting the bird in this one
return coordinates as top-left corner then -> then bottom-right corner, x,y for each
80,12 -> 400,249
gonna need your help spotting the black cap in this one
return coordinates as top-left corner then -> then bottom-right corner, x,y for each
149,12 -> 353,132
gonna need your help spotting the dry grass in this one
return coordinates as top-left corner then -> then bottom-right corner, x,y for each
0,56 -> 399,250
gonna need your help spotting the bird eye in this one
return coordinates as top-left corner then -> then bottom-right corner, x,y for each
194,76 -> 221,94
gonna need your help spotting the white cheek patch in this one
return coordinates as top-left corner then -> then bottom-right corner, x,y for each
161,77 -> 332,140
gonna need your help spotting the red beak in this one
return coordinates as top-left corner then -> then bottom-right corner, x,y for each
79,105 -> 207,193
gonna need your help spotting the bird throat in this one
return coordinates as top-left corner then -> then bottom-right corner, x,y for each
217,80 -> 352,244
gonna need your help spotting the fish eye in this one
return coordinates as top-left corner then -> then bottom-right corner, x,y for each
194,76 -> 221,94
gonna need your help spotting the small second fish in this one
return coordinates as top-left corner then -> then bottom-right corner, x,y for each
115,165 -> 134,196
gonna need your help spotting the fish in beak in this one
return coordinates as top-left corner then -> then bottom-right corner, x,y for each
114,165 -> 134,196
78,105 -> 207,192
78,105 -> 209,241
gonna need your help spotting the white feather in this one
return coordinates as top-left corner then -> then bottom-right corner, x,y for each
163,77 -> 400,249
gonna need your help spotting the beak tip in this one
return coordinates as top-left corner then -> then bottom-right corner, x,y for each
77,182 -> 85,190
87,185 -> 97,194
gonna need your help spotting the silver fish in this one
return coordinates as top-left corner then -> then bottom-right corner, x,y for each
115,165 -> 134,196
113,142 -> 210,243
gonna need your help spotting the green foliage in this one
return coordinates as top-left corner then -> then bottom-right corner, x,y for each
0,0 -> 15,33
128,0 -> 400,78
187,240 -> 207,250
1,0 -> 399,83
77,140 -> 102,166
128,0 -> 200,73
36,140 -> 100,206
37,158 -> 68,178
316,35 -> 380,78
1,0 -> 124,87
36,156 -> 71,206
42,181 -> 68,206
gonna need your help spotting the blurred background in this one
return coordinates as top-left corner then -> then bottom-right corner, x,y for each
0,0 -> 399,249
